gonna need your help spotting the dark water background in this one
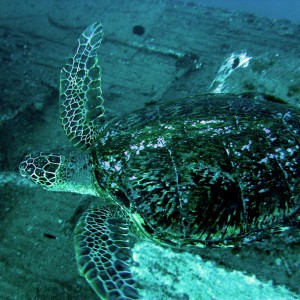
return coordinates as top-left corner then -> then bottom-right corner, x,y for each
198,0 -> 300,22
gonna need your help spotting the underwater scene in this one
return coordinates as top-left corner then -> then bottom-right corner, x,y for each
1,0 -> 300,299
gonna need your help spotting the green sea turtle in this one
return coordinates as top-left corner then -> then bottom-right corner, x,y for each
19,22 -> 300,299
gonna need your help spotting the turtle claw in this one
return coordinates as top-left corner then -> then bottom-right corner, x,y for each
74,206 -> 140,299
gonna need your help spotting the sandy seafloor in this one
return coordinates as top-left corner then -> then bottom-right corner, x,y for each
0,0 -> 300,299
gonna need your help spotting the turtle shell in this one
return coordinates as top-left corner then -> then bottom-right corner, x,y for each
92,95 -> 300,247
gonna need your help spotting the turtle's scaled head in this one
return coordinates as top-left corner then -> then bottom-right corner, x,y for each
19,152 -> 98,196
19,153 -> 62,190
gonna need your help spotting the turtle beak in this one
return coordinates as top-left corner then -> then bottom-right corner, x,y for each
19,160 -> 29,177
19,154 -> 34,178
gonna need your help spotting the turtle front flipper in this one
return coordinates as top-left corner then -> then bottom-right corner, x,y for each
60,22 -> 105,150
74,206 -> 140,299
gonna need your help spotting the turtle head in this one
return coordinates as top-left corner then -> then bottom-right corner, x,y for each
19,152 -> 97,196
19,153 -> 61,189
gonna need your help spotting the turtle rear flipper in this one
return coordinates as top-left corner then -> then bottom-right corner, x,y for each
74,207 -> 140,299
60,22 -> 105,150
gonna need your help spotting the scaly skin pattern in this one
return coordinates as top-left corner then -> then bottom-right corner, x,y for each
91,95 -> 300,247
59,22 -> 105,150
